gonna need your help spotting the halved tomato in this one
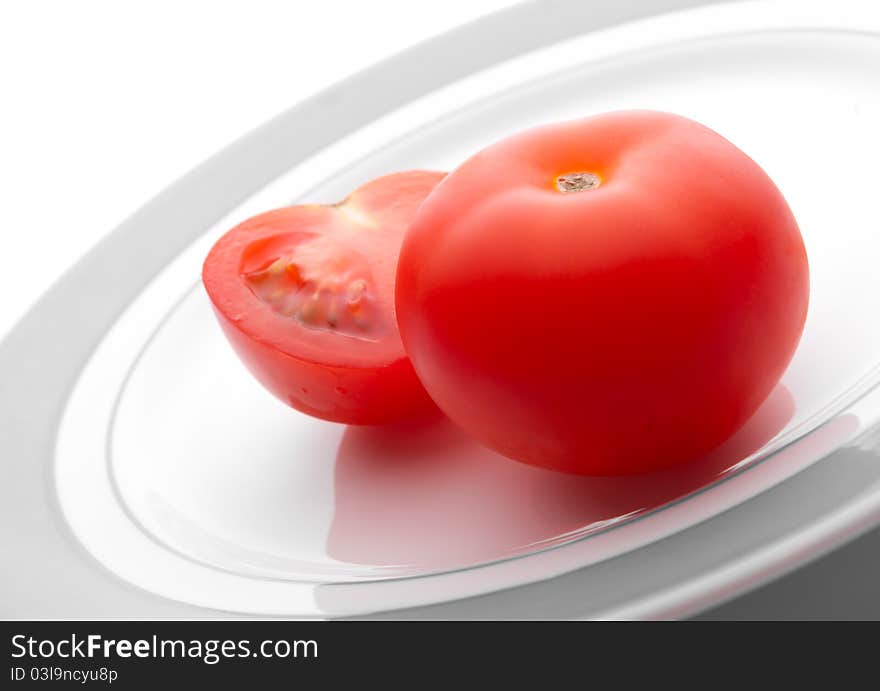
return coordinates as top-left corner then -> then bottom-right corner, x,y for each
202,170 -> 445,424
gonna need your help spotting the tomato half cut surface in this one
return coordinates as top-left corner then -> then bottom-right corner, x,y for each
203,170 -> 446,424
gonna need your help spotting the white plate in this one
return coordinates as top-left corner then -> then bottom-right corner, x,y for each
4,0 -> 880,619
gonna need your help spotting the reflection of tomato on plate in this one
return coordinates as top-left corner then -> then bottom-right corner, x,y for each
327,385 -> 795,569
396,111 -> 809,476
203,170 -> 445,424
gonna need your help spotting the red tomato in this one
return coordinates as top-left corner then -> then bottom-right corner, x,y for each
396,111 -> 809,475
203,170 -> 445,424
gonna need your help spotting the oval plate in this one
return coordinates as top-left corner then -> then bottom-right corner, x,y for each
4,0 -> 880,618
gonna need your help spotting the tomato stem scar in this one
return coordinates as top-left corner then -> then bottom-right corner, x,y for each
556,172 -> 600,193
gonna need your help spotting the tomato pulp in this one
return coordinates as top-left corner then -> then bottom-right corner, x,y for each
203,170 -> 445,424
396,111 -> 809,475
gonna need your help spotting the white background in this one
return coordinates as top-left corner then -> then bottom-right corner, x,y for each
0,0 -> 514,338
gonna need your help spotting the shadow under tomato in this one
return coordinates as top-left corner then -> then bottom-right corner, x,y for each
326,385 -> 795,572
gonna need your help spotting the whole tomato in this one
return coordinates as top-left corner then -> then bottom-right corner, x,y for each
396,111 -> 808,475
203,170 -> 445,424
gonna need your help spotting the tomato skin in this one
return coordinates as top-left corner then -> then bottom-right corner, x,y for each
203,170 -> 445,425
396,111 -> 809,475
209,305 -> 435,424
